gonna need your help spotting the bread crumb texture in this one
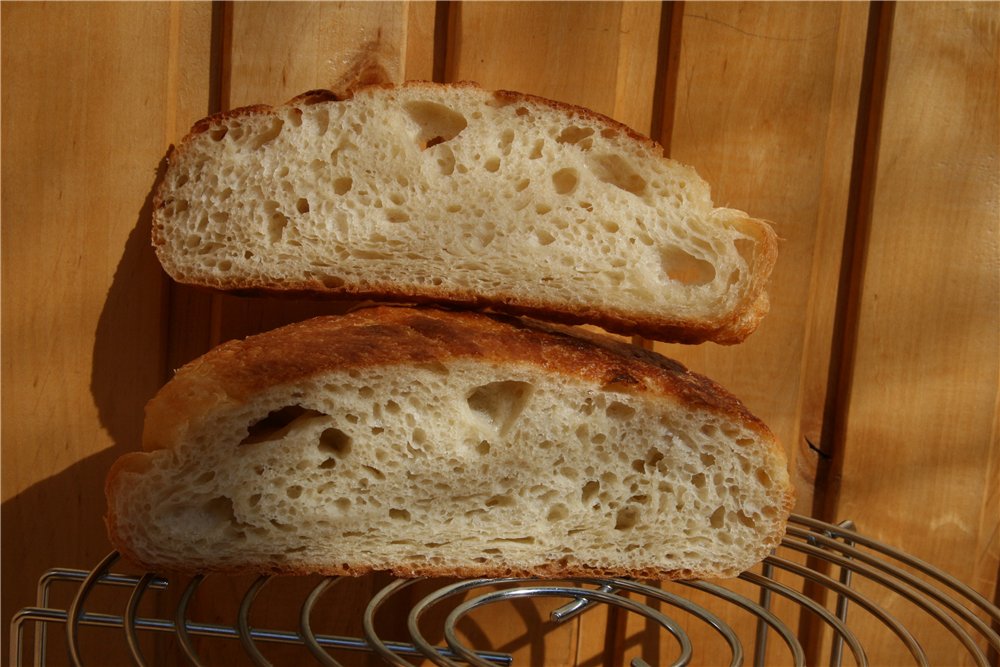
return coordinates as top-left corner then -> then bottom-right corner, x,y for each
153,82 -> 777,344
107,308 -> 792,579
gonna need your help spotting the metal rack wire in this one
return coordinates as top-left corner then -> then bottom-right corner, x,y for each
10,514 -> 1000,666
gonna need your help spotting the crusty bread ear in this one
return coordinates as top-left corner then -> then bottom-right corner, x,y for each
106,306 -> 793,579
153,81 -> 777,344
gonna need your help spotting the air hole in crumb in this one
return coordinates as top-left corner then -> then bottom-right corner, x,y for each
546,504 -> 569,522
241,406 -> 328,445
556,125 -> 595,149
251,118 -> 284,149
756,469 -> 773,488
209,127 -> 228,141
268,212 -> 289,244
484,156 -> 501,172
486,494 -> 516,508
582,480 -> 600,505
551,167 -> 579,195
615,507 -> 639,530
333,177 -> 353,195
286,485 -> 303,499
435,144 -> 457,176
310,107 -> 330,135
386,209 -> 410,223
405,100 -> 468,149
586,153 -> 647,196
203,496 -> 237,526
515,178 -> 531,192
466,381 -> 534,436
296,198 -> 310,214
390,508 -> 411,521
499,129 -> 515,151
529,139 -> 544,159
476,440 -> 491,455
536,230 -> 556,246
195,470 -> 215,485
606,401 -> 636,421
660,246 -> 716,285
710,506 -> 726,529
318,427 -> 352,457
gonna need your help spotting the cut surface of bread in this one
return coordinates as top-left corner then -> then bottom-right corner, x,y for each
106,306 -> 793,579
153,82 -> 777,344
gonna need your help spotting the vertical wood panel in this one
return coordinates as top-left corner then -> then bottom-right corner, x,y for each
0,2 -> 213,663
640,3 -> 870,663
449,1 -> 662,134
829,3 -> 999,664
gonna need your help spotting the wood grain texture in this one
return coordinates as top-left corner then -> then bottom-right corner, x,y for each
448,1 -> 661,133
632,3 -> 873,663
827,3 -> 999,664
1,2 -> 212,663
2,1 -> 998,664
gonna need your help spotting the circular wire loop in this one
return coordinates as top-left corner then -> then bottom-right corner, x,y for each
237,575 -> 275,667
439,586 -> 691,667
299,577 -> 346,667
65,551 -> 121,667
123,572 -> 157,667
26,515 -> 1000,666
174,574 -> 207,667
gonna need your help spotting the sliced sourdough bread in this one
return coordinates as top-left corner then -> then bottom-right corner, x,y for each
153,82 -> 777,344
105,306 -> 793,579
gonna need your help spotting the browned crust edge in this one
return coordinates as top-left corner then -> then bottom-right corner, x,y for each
141,305 -> 776,446
155,274 -> 763,346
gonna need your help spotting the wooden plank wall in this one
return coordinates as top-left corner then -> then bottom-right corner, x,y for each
2,2 -> 997,665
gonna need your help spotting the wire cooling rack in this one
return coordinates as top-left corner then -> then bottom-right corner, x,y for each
10,514 -> 1000,666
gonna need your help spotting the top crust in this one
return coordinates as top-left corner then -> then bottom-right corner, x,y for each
142,306 -> 773,454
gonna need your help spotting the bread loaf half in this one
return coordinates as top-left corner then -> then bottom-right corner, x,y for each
153,82 -> 777,344
106,306 -> 792,579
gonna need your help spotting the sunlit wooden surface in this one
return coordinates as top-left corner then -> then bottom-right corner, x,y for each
3,2 -> 997,664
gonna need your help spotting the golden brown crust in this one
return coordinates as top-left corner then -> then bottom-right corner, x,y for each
124,558 -> 739,582
141,306 -> 773,454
